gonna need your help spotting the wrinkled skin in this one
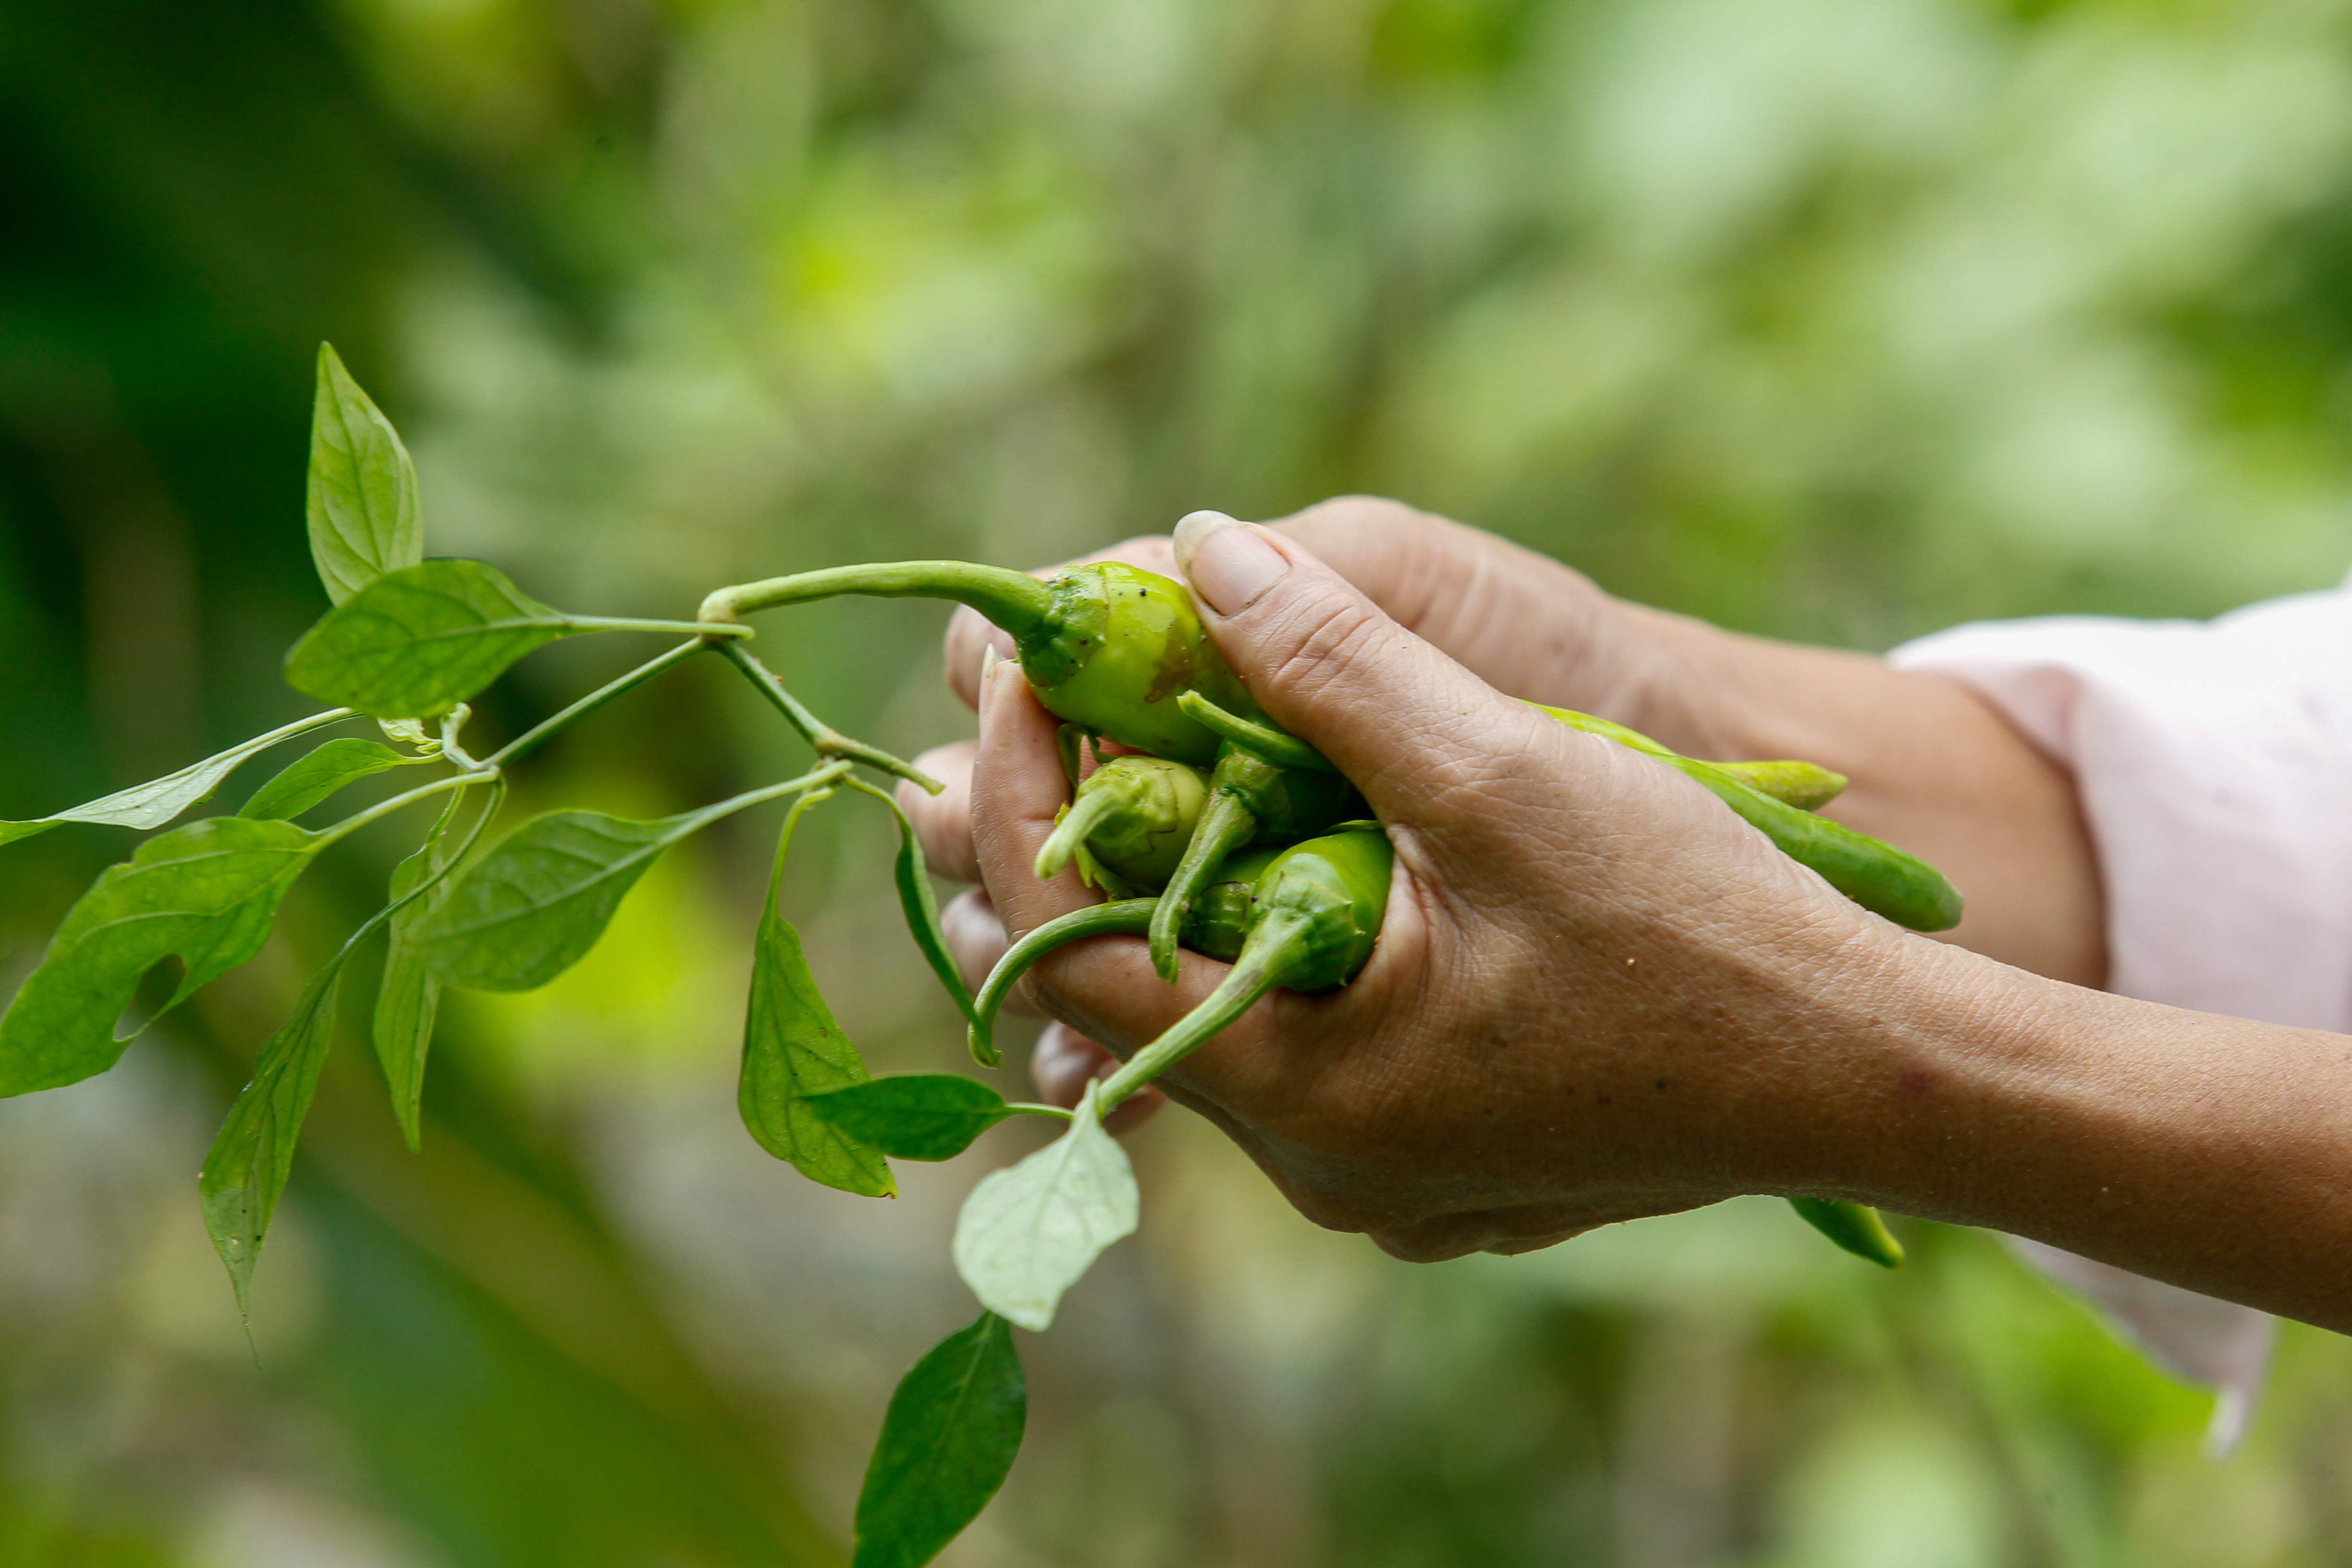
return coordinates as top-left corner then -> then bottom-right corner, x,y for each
906,496 -> 2106,1147
903,501 -> 2352,1330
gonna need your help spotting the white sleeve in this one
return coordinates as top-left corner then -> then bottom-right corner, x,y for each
1889,587 -> 2352,1032
1887,586 -> 2352,1452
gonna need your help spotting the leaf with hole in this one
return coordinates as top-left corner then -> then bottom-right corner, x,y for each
739,790 -> 892,1196
853,1311 -> 1025,1568
807,1075 -> 1059,1162
950,1081 -> 1136,1331
283,558 -> 574,718
0,711 -> 349,849
0,817 -> 321,1096
307,343 -> 423,605
240,737 -> 428,821
200,958 -> 344,1331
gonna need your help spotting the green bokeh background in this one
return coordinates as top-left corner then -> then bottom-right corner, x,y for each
6,0 -> 2352,1564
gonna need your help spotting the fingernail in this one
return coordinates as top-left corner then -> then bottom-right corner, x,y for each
1174,510 -> 1290,615
980,646 -> 1000,686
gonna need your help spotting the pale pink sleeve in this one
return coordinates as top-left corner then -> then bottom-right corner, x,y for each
1886,585 -> 2352,1453
1890,587 -> 2352,1031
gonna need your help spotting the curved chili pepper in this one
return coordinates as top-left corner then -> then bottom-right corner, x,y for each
1143,745 -> 1364,980
1099,829 -> 1393,1111
1785,1196 -> 1905,1268
1034,756 -> 1208,889
1710,758 -> 1847,811
702,561 -> 1258,765
966,848 -> 1278,1062
1527,703 -> 1961,932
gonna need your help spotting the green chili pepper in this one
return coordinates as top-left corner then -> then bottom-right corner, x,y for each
1035,756 -> 1208,889
1144,745 -> 1364,981
1528,704 -> 1961,932
1099,830 -> 1392,1111
1784,1196 -> 1905,1268
967,849 -> 1277,1062
703,561 -> 1258,765
1709,759 -> 1847,811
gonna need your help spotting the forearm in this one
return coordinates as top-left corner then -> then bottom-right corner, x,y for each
1605,606 -> 2108,988
1821,941 -> 2352,1331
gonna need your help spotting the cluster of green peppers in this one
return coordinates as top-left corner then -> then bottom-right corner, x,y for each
708,554 -> 1966,1273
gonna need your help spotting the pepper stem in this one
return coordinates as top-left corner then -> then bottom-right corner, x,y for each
1100,908 -> 1309,1112
968,899 -> 1158,1064
1146,792 -> 1259,983
698,561 -> 1057,641
1035,789 -> 1123,882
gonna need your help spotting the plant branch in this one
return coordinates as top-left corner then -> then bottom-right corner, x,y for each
718,642 -> 944,794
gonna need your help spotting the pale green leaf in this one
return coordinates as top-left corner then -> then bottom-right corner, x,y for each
0,710 -> 348,846
950,1080 -> 1136,1331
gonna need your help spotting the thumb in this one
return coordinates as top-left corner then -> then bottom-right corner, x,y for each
1172,509 -> 1562,817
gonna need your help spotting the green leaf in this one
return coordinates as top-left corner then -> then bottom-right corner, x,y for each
950,1080 -> 1136,1332
372,790 -> 470,1152
0,710 -> 349,847
240,737 -> 426,821
849,779 -> 980,1030
412,806 -> 694,992
307,343 -> 424,605
0,817 -> 321,1096
282,558 -> 572,719
739,792 -> 894,1197
200,960 -> 344,1331
805,1075 -> 1041,1162
853,1312 -> 1025,1568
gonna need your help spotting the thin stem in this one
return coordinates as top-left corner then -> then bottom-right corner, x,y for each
1034,789 -> 1121,881
672,760 -> 855,838
315,769 -> 497,847
486,638 -> 712,769
719,641 -> 944,794
969,898 -> 1157,1064
563,615 -> 754,639
697,561 -> 1056,641
1004,1102 -> 1075,1122
437,704 -> 481,771
1098,908 -> 1310,1113
1174,694 -> 1335,772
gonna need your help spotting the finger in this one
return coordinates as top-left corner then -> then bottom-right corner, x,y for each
968,652 -> 1233,1056
1269,496 -> 1628,708
897,741 -> 980,883
1031,1021 -> 1166,1135
1172,513 -> 1572,819
944,536 -> 1183,710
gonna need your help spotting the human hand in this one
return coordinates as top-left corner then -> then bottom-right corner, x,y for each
909,497 -> 1636,1122
962,514 -> 1941,1260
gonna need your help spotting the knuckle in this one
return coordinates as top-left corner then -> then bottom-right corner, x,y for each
1254,589 -> 1387,706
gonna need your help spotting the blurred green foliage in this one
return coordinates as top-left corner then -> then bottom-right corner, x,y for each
6,0 -> 2352,1564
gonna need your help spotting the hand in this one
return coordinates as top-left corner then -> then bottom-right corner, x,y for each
963,514 -> 1945,1259
903,494 -> 2105,1128
910,495 -> 1638,1124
